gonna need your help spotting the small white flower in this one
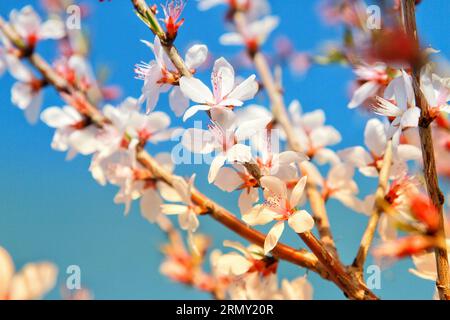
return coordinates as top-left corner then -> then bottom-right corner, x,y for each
9,59 -> 44,124
160,175 -> 200,235
137,36 -> 208,115
220,16 -> 279,50
214,164 -> 259,215
0,246 -> 57,300
289,100 -> 341,165
182,109 -> 267,183
338,118 -> 421,178
409,240 -> 450,282
420,64 -> 450,116
197,0 -> 270,21
9,5 -> 65,46
373,71 -> 420,142
179,57 -> 258,121
348,63 -> 389,109
280,275 -> 313,300
40,105 -> 99,159
243,176 -> 314,255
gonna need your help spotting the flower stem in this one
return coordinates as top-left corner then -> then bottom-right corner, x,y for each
401,0 -> 450,300
351,141 -> 393,278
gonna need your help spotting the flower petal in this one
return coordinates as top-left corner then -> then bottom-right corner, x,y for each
290,176 -> 307,208
179,76 -> 214,104
288,210 -> 314,233
264,221 -> 285,255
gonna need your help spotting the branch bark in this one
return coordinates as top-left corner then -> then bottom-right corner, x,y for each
400,0 -> 450,300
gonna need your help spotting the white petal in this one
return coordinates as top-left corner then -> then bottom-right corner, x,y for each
40,106 -> 75,128
301,109 -> 326,129
290,176 -> 307,208
300,161 -> 324,187
198,0 -> 226,11
288,210 -> 314,233
214,167 -> 242,192
140,189 -> 163,223
260,175 -> 287,199
219,32 -> 244,46
11,82 -> 32,110
208,153 -> 227,183
24,91 -> 43,124
39,19 -> 65,39
215,253 -> 253,276
212,57 -> 235,99
226,144 -> 252,164
264,222 -> 285,254
314,148 -> 341,166
6,56 -> 32,82
310,126 -> 342,148
9,262 -> 57,300
420,66 -> 437,107
400,107 -> 420,128
179,210 -> 199,232
160,204 -> 188,215
228,75 -> 259,102
338,147 -> 372,168
157,181 -> 182,202
396,144 -> 422,161
348,81 -> 379,109
181,128 -> 215,154
364,118 -> 387,156
179,76 -> 214,104
69,127 -> 99,155
238,188 -> 259,215
278,151 -> 308,165
169,86 -> 189,117
183,104 -> 211,121
242,205 -> 275,225
185,44 -> 208,69
0,247 -> 14,297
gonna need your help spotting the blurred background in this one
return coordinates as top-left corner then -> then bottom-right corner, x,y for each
0,0 -> 449,299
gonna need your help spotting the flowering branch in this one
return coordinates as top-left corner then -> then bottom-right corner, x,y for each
132,0 -> 192,77
351,141 -> 393,277
129,0 -> 381,299
0,12 -> 325,280
400,0 -> 450,300
230,11 -> 377,300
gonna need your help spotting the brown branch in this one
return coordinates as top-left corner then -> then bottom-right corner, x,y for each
400,0 -> 450,300
351,141 -> 393,278
299,232 -> 377,300
0,13 -> 326,280
231,11 -> 377,300
304,168 -> 338,257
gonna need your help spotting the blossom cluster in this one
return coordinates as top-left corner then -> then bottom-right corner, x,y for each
1,0 -> 450,300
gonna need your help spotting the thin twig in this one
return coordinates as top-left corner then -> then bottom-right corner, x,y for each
351,141 -> 393,278
400,0 -> 450,300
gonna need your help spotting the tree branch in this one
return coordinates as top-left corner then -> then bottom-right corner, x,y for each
351,141 -> 393,278
400,0 -> 450,300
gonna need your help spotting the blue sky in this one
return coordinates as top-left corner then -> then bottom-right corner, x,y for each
0,0 -> 449,299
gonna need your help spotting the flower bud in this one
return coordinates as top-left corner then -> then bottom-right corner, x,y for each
410,194 -> 440,234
